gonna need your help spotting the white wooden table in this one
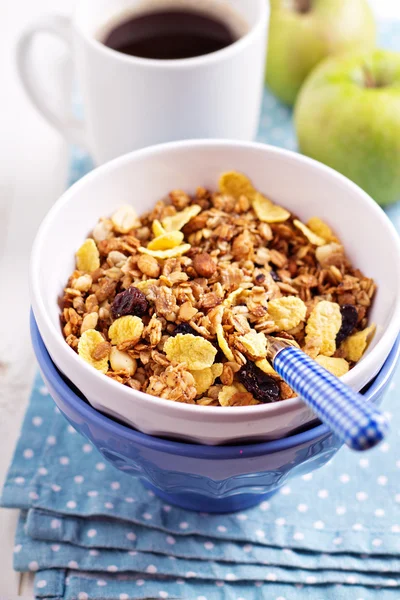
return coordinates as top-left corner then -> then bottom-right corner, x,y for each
0,0 -> 398,595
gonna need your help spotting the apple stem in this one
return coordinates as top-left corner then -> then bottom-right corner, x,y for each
295,0 -> 311,13
363,67 -> 376,88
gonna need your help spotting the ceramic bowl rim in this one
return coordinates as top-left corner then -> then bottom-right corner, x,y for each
31,311 -> 400,459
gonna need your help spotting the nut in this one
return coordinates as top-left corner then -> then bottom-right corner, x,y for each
192,253 -> 217,278
92,219 -> 113,243
137,254 -> 161,278
81,312 -> 99,334
73,274 -> 92,292
109,347 -> 137,375
111,205 -> 139,233
107,251 -> 127,267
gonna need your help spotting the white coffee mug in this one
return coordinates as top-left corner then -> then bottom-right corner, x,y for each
17,0 -> 268,165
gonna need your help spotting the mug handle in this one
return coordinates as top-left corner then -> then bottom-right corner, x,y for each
16,14 -> 88,148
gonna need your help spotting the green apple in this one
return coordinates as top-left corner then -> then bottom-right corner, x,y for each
295,49 -> 400,206
266,0 -> 376,106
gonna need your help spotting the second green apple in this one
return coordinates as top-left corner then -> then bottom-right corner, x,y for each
266,0 -> 376,106
295,49 -> 400,207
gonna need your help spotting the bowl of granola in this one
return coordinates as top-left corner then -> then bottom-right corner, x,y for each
30,140 -> 400,445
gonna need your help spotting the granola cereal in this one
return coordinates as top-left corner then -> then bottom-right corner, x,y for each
61,172 -> 376,407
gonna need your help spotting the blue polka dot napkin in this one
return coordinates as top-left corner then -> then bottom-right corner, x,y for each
3,366 -> 400,599
2,18 -> 400,600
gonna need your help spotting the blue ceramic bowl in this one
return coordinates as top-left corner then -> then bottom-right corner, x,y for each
31,314 -> 400,513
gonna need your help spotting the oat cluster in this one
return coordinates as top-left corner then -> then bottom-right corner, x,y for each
61,172 -> 376,407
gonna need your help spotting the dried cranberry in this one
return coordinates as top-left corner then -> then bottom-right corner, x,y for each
171,323 -> 200,337
238,361 -> 280,403
111,286 -> 148,318
270,270 -> 280,282
336,304 -> 358,346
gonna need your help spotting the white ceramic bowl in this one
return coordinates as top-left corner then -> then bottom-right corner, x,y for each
31,140 -> 400,445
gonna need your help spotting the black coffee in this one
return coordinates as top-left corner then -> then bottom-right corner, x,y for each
103,9 -> 238,60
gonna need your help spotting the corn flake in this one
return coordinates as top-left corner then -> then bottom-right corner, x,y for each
238,330 -> 267,359
212,362 -> 224,379
341,324 -> 376,362
161,205 -> 201,232
253,193 -> 290,223
223,287 -> 245,308
164,333 -> 217,370
190,370 -> 213,396
219,383 -> 257,407
268,296 -> 307,331
315,355 -> 349,377
147,230 -> 184,250
218,172 -> 290,223
255,358 -> 278,376
76,239 -> 100,273
78,329 -> 109,373
218,385 -> 238,406
293,220 -> 326,246
138,244 -> 191,259
190,363 -> 223,395
305,300 -> 341,357
108,315 -> 144,346
218,171 -> 256,200
307,217 -> 338,243
216,324 -> 234,361
213,306 -> 234,361
152,219 -> 166,237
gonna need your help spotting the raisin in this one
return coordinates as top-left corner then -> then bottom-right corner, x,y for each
238,361 -> 281,403
336,304 -> 358,346
171,323 -> 200,337
270,270 -> 280,282
255,273 -> 266,284
111,286 -> 148,319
